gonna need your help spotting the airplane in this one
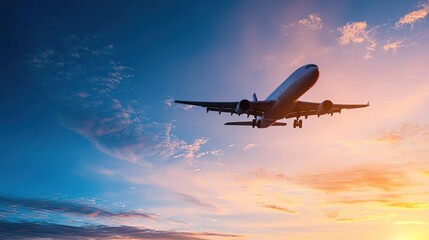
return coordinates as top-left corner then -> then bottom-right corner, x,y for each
175,64 -> 369,128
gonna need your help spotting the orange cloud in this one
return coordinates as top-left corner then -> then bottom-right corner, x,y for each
336,198 -> 390,204
387,201 -> 428,209
251,164 -> 411,193
335,197 -> 428,209
293,164 -> 409,193
376,122 -> 429,143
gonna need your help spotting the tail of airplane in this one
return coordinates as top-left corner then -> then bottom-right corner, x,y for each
252,93 -> 258,101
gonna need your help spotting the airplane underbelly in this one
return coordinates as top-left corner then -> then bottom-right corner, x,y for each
263,101 -> 295,120
263,81 -> 306,120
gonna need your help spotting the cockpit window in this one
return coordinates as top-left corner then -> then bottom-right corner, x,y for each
305,64 -> 318,69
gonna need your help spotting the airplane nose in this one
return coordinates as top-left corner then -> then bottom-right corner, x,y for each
314,67 -> 320,79
309,66 -> 319,80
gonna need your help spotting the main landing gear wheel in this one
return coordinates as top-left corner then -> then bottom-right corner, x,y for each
293,119 -> 303,128
252,118 -> 261,128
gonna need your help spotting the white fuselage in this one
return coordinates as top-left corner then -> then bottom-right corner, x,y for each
258,64 -> 320,128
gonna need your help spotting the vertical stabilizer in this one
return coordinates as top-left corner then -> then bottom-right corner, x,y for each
252,93 -> 258,101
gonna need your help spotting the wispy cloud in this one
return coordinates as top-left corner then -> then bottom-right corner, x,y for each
0,221 -> 238,240
282,13 -> 323,35
164,97 -> 193,111
337,21 -> 377,60
252,164 -> 409,193
258,203 -> 297,214
30,35 -> 210,166
0,195 -> 156,219
334,197 -> 428,210
298,14 -> 323,30
162,123 -> 209,162
0,196 -> 239,239
383,39 -> 405,53
164,98 -> 174,107
396,2 -> 429,28
176,193 -> 221,212
376,122 -> 429,143
243,143 -> 258,151
387,201 -> 428,209
252,168 -> 289,182
294,164 -> 409,193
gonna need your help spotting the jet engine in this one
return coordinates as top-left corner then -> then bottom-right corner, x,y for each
317,100 -> 333,116
235,99 -> 251,114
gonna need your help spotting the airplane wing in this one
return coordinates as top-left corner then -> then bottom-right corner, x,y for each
285,101 -> 369,119
174,100 -> 276,117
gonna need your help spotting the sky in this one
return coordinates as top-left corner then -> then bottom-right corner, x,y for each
1,0 -> 429,239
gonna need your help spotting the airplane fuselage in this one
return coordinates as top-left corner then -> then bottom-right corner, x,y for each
259,64 -> 320,128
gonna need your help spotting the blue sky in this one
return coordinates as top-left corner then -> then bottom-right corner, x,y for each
1,0 -> 429,239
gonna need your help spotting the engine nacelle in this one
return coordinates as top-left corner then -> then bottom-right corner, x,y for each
235,99 -> 251,114
317,100 -> 333,116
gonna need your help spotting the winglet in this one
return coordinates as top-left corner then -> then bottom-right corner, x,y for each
252,93 -> 258,101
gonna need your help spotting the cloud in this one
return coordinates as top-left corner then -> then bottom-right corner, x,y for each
176,193 -> 221,212
252,168 -> 289,182
30,35 -> 210,165
383,40 -> 405,53
258,203 -> 297,214
196,149 -> 224,158
0,196 -> 239,239
298,14 -> 323,30
161,123 -> 209,162
282,13 -> 323,35
164,97 -> 193,110
396,3 -> 429,28
164,98 -> 174,107
243,143 -> 258,151
333,212 -> 396,223
337,21 -> 377,60
387,201 -> 428,209
252,164 -> 410,193
0,221 -> 238,240
0,195 -> 156,219
376,122 -> 429,143
334,197 -> 428,209
293,164 -> 409,193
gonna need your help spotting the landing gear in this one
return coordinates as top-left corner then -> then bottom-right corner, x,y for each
252,118 -> 261,128
293,119 -> 303,128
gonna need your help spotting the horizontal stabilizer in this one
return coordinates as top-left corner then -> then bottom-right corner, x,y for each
224,121 -> 287,127
272,122 -> 287,126
224,121 -> 254,126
